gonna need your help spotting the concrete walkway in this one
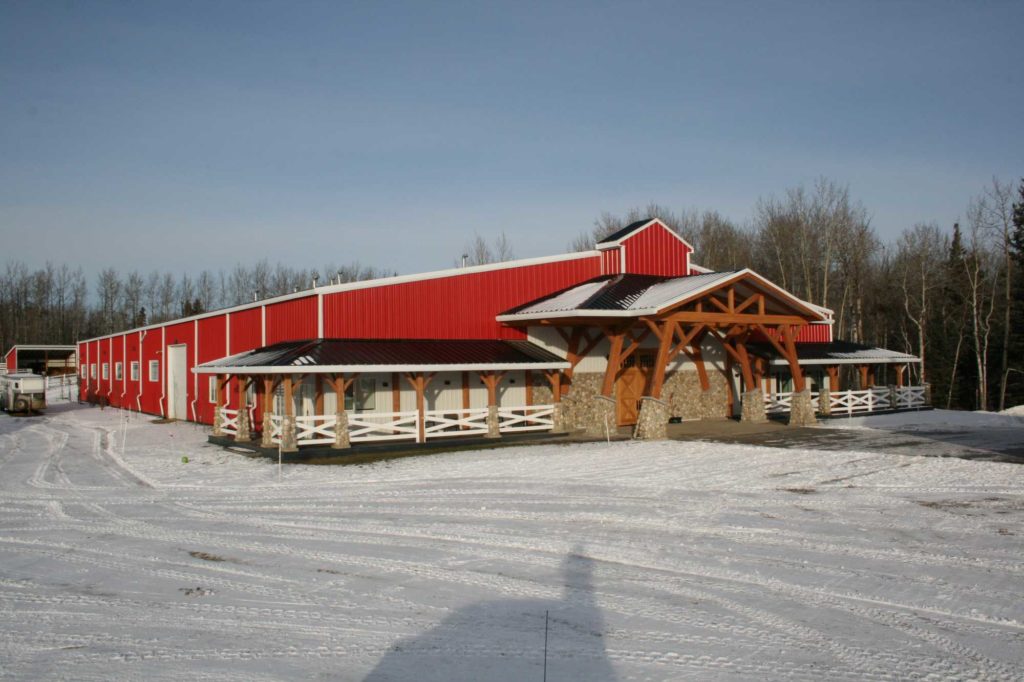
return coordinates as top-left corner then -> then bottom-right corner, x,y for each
667,417 -> 1024,464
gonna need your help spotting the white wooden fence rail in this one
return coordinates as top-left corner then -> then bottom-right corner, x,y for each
423,408 -> 489,439
219,407 -> 239,435
498,405 -> 555,432
348,411 -> 421,443
894,386 -> 926,409
830,387 -> 891,415
295,415 -> 338,445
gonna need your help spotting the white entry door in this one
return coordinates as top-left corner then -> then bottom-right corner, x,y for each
167,344 -> 188,420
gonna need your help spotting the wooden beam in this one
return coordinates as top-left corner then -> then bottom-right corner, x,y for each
545,370 -> 562,403
392,372 -> 401,412
735,292 -> 762,315
524,370 -> 533,406
461,371 -> 470,409
315,375 -> 324,415
283,375 -> 294,417
647,319 -> 673,399
895,364 -> 906,388
858,365 -> 869,389
826,365 -> 840,391
780,325 -> 805,393
661,311 -> 809,326
601,328 -> 625,397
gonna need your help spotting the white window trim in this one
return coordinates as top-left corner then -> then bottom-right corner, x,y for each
90,364 -> 96,379
208,376 -> 217,404
148,360 -> 160,382
130,361 -> 140,382
115,362 -> 123,381
102,363 -> 109,380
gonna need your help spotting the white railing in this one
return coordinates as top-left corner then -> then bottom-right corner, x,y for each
830,387 -> 891,415
764,392 -> 819,415
47,374 -> 78,389
220,407 -> 240,435
894,385 -> 927,409
295,414 -> 338,445
423,408 -> 489,439
267,414 -> 283,444
348,410 -> 421,443
499,404 -> 555,432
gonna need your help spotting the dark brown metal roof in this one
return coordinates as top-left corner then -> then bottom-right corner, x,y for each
195,338 -> 569,373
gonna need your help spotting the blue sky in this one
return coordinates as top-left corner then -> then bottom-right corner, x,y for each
1,1 -> 1021,278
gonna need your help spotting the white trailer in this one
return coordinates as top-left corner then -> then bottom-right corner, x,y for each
0,372 -> 46,414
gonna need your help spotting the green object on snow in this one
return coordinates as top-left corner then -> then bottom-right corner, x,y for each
181,456 -> 189,464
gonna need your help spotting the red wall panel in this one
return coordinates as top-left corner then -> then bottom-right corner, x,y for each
5,348 -> 15,372
228,308 -> 263,355
621,224 -> 691,277
601,249 -> 621,275
323,256 -> 602,340
266,296 -> 317,345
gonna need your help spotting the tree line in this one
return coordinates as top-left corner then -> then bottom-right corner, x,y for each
2,176 -> 1022,411
572,177 -> 1024,412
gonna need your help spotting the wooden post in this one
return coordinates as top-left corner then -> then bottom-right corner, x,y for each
859,365 -> 870,389
780,325 -> 805,393
315,375 -> 324,415
524,370 -> 533,406
392,372 -> 401,412
826,365 -> 840,391
895,364 -> 906,388
546,370 -> 562,403
404,372 -> 436,443
461,371 -> 470,410
648,320 -> 672,399
601,328 -> 625,397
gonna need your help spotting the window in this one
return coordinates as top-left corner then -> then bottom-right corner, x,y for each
101,363 -> 109,380
130,361 -> 139,381
115,362 -> 123,381
81,365 -> 87,379
345,377 -> 376,411
148,360 -> 159,382
90,364 -> 96,379
209,376 -> 218,403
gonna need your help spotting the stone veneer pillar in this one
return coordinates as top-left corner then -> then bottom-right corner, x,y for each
551,403 -> 565,432
332,410 -> 350,449
787,389 -> 817,426
280,414 -> 298,452
634,397 -> 670,440
582,395 -> 616,438
740,390 -> 767,423
818,387 -> 831,417
486,404 -> 501,438
212,406 -> 223,437
261,414 -> 275,448
235,407 -> 251,442
924,382 -> 932,406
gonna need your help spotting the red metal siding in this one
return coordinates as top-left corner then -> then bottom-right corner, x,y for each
110,336 -> 125,408
323,256 -> 602,340
601,249 -> 621,275
5,348 -> 15,372
229,308 -> 263,355
265,296 -> 317,345
196,315 -> 228,424
621,224 -> 691,277
796,323 -> 832,343
138,330 -> 164,415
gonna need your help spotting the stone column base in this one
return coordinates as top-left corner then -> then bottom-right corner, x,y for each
550,402 -> 566,433
787,389 -> 817,427
699,390 -> 723,419
332,411 -> 350,449
741,390 -> 767,423
633,397 -> 669,440
212,406 -> 223,437
261,414 -> 276,447
280,414 -> 298,452
486,404 -> 500,438
584,395 -> 617,438
924,382 -> 932,406
818,388 -> 831,416
235,408 -> 251,442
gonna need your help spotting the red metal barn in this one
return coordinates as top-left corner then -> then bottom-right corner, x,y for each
75,218 -> 922,449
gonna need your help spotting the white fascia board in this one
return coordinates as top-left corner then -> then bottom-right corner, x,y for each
193,361 -> 571,375
79,250 -> 603,345
688,262 -> 712,274
767,356 -> 920,366
497,269 -> 830,323
595,219 -> 695,251
9,344 -> 78,352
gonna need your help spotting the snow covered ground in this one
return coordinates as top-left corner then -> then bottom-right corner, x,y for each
1,400 -> 1022,681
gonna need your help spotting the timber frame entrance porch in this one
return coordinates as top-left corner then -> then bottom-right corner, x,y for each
498,270 -> 834,429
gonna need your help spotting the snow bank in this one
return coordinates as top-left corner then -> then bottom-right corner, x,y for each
821,407 -> 1024,431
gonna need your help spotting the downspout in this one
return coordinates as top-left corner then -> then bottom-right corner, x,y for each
159,326 -> 166,417
120,335 -> 127,406
190,320 -> 198,422
137,330 -> 146,412
107,337 -> 114,402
